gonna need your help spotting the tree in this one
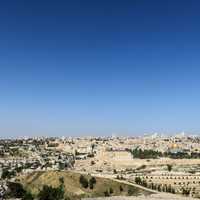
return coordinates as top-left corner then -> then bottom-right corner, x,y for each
167,164 -> 172,172
7,182 -> 33,200
59,162 -> 65,170
157,184 -> 161,192
141,180 -> 147,187
7,182 -> 26,198
135,177 -> 142,185
6,181 -> 34,200
91,160 -> 95,165
109,187 -> 113,194
104,190 -> 110,197
38,185 -> 64,200
89,177 -> 96,189
15,166 -> 23,173
119,185 -> 123,192
91,144 -> 95,153
59,177 -> 64,185
1,169 -> 10,179
79,175 -> 88,188
2,169 -> 16,179
182,187 -> 190,196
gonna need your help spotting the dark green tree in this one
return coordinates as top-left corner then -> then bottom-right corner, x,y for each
135,177 -> 142,184
22,192 -> 34,200
119,185 -> 123,192
79,175 -> 88,188
7,182 -> 26,198
38,185 -> 64,200
104,190 -> 110,197
2,169 -> 16,179
89,177 -> 96,189
109,187 -> 113,194
167,164 -> 172,172
182,187 -> 190,196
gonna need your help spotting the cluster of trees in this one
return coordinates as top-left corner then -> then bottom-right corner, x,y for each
1,169 -> 16,179
1,164 -> 35,180
150,183 -> 175,193
79,175 -> 97,189
181,187 -> 191,196
135,176 -> 195,196
116,175 -> 125,180
47,143 -> 59,147
135,177 -> 175,194
130,148 -> 200,159
38,184 -> 64,200
103,185 -> 136,197
1,165 -> 29,180
135,177 -> 147,187
5,177 -> 67,200
130,148 -> 162,159
167,152 -> 200,159
5,182 -> 34,200
34,177 -> 66,200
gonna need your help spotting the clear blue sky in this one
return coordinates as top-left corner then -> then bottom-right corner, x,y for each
1,0 -> 200,138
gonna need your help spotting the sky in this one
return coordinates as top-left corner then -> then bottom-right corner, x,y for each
1,0 -> 200,138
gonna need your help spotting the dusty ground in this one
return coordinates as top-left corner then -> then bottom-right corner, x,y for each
83,192 -> 195,200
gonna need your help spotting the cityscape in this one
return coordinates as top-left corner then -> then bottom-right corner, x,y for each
1,133 -> 200,199
1,0 -> 200,199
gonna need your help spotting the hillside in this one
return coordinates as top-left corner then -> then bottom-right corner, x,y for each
18,171 -> 152,199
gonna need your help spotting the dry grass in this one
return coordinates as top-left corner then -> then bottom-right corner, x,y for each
19,171 -> 152,199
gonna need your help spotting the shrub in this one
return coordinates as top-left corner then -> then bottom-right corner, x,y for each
128,186 -> 135,196
79,175 -> 88,188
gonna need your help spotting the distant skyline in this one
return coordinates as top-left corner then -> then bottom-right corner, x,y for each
1,0 -> 200,137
